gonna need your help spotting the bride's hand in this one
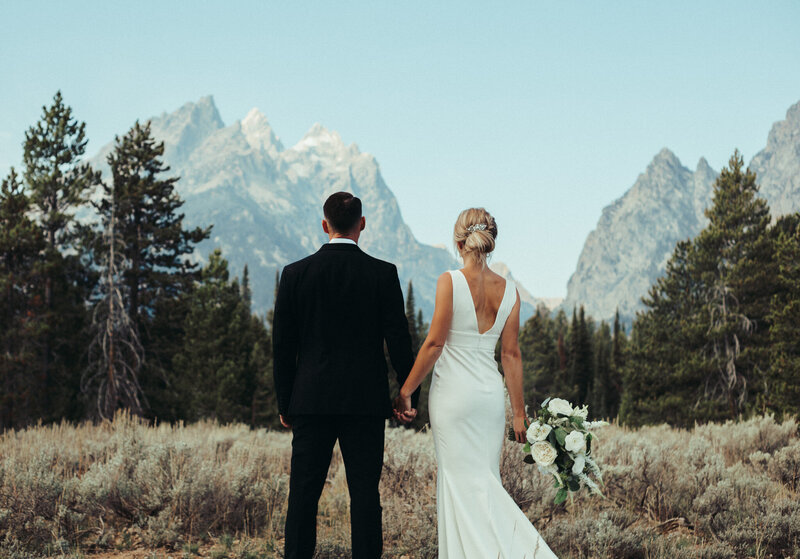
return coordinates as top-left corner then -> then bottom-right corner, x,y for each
393,394 -> 416,424
512,416 -> 528,444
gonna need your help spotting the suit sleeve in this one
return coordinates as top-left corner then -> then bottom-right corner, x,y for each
382,265 -> 421,408
272,267 -> 298,417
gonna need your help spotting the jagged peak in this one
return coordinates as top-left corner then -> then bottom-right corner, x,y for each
156,95 -> 225,131
696,156 -> 715,174
241,107 -> 283,155
785,99 -> 800,124
293,122 -> 348,153
304,122 -> 341,141
653,147 -> 681,165
242,107 -> 269,127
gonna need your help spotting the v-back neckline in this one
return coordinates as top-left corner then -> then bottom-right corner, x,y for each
456,269 -> 508,336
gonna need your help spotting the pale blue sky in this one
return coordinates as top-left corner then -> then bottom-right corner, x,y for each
2,1 -> 799,297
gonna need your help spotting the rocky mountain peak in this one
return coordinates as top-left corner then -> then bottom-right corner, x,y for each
563,98 -> 800,324
696,157 -> 713,174
654,147 -> 680,164
785,100 -> 800,125
748,99 -> 800,218
294,123 -> 347,153
147,96 -> 226,169
241,108 -> 283,159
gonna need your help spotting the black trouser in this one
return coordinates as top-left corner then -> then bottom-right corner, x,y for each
284,415 -> 385,559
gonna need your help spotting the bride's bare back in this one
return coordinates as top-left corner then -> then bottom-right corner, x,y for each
458,267 -> 508,335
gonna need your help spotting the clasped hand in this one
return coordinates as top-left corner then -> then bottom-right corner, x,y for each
392,394 -> 417,424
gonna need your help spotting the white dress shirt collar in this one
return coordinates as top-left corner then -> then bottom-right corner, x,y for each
328,238 -> 357,245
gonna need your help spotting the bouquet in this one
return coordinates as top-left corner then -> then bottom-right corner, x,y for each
522,397 -> 607,504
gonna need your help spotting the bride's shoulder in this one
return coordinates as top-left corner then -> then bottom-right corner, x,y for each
437,271 -> 455,287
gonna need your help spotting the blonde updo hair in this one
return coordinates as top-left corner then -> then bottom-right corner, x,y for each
453,208 -> 498,267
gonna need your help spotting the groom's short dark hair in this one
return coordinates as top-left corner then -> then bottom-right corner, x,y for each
324,192 -> 362,233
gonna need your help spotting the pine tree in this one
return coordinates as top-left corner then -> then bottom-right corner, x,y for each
83,199 -> 145,419
173,250 -> 251,422
590,321 -> 613,418
99,120 -> 211,418
553,309 -> 569,376
22,91 -> 99,422
406,281 -> 420,353
0,169 -> 46,429
621,151 -> 778,426
249,313 -> 278,428
607,310 -> 626,419
518,306 -> 560,408
620,240 -> 717,427
567,306 -> 593,404
694,150 -> 772,417
392,281 -> 431,429
100,120 -> 211,327
765,213 -> 800,418
251,268 -> 282,428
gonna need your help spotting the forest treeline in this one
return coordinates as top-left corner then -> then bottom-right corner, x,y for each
1,93 -> 799,431
1,92 -> 276,429
519,151 -> 800,427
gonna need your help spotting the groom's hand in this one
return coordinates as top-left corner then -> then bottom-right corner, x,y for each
280,415 -> 292,429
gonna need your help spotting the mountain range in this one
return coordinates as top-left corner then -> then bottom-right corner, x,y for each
562,99 -> 800,323
88,97 -> 545,320
87,96 -> 799,327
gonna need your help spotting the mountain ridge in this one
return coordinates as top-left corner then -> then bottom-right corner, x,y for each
87,96 -> 538,321
562,99 -> 800,323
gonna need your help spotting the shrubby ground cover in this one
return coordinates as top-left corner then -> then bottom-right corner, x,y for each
1,412 -> 799,558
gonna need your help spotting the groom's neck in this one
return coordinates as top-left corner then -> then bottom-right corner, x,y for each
328,231 -> 360,244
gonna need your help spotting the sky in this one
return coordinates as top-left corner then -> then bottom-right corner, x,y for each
2,1 -> 799,297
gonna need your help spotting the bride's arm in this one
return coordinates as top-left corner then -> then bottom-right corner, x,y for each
501,290 -> 527,443
396,273 -> 453,409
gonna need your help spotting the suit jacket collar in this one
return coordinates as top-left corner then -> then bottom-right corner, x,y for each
319,243 -> 361,252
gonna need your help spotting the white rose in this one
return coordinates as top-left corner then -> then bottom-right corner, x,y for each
573,405 -> 589,420
564,430 -> 586,453
547,398 -> 573,417
531,441 -> 558,466
526,422 -> 552,443
572,453 -> 586,475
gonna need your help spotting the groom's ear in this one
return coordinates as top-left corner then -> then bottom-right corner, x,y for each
322,219 -> 330,234
359,216 -> 366,231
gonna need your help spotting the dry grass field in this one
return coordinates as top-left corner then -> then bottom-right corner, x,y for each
1,411 -> 799,559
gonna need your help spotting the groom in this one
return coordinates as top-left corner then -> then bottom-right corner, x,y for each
273,191 -> 420,559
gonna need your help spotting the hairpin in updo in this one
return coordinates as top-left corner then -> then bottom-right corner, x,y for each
466,224 -> 487,233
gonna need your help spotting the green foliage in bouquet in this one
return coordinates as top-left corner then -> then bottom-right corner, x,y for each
518,397 -> 607,504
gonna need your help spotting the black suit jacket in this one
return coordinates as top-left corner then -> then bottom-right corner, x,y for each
272,243 -> 419,418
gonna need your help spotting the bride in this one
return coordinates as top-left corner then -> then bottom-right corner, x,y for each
394,208 -> 558,559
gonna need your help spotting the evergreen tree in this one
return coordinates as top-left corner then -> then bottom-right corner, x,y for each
406,281 -> 420,353
765,214 -> 800,418
0,169 -> 46,429
607,310 -> 626,418
250,268 -> 281,428
173,250 -> 252,422
567,306 -> 593,404
100,120 -> 210,327
83,199 -> 145,419
22,91 -> 99,422
693,151 -> 773,417
620,240 -> 717,427
249,313 -> 278,428
99,120 -> 210,418
394,281 -> 431,429
590,321 -> 613,418
518,306 -> 559,408
553,309 -> 569,375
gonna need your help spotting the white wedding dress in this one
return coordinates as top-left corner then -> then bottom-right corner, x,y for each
428,270 -> 558,559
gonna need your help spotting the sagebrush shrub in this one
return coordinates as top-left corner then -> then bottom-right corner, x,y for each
1,410 -> 798,558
